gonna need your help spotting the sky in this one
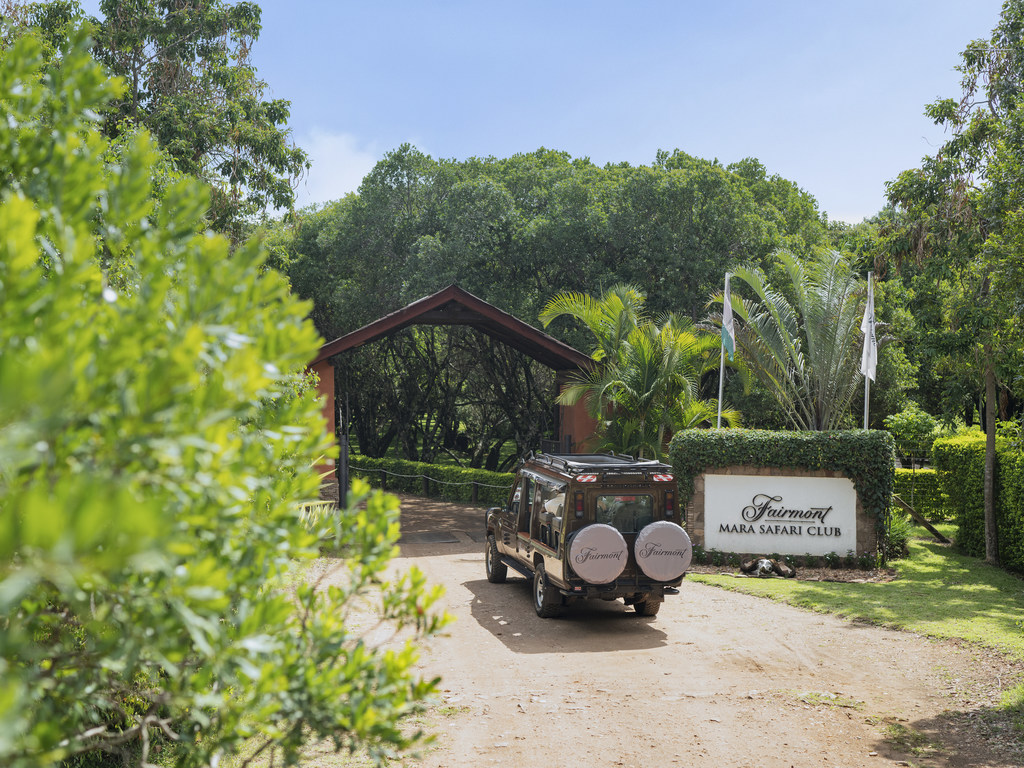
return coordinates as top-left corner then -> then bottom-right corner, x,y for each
84,0 -> 1009,224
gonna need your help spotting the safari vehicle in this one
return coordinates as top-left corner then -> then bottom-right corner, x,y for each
484,452 -> 692,618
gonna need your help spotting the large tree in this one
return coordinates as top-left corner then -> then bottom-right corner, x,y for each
4,0 -> 309,241
885,0 -> 1024,564
96,0 -> 309,240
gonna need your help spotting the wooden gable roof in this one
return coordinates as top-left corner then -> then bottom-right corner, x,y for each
311,284 -> 592,372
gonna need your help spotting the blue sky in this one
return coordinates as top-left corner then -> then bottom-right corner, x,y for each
86,1 -> 1008,223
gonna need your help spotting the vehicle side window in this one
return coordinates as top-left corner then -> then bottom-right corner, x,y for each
538,483 -> 566,517
595,494 -> 654,533
517,477 -> 534,533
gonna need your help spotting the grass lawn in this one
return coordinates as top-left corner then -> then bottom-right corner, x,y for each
687,524 -> 1024,717
689,525 -> 1024,658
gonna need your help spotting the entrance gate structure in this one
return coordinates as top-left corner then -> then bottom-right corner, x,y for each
308,285 -> 596,499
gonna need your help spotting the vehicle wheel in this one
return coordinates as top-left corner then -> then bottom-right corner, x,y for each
532,563 -> 563,618
485,534 -> 507,584
634,598 -> 661,617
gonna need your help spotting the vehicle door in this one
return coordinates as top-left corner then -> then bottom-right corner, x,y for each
499,480 -> 524,550
514,474 -> 536,560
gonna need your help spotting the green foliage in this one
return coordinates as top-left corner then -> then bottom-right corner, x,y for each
687,534 -> 1024,662
884,402 -> 938,464
933,434 -> 989,558
721,249 -> 870,431
994,446 -> 1024,573
884,1 -> 1024,562
933,433 -> 1024,573
893,468 -> 945,520
349,457 -> 515,508
279,145 -> 827,343
885,509 -> 913,559
668,429 -> 896,557
5,0 -> 310,241
0,31 -> 444,768
96,0 -> 309,239
541,285 -> 737,458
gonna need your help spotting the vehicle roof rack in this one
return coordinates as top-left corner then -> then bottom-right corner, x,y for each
527,451 -> 672,475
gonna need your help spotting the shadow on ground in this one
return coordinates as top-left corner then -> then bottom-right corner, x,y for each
463,576 -> 669,654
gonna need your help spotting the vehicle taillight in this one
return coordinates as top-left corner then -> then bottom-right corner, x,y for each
574,491 -> 585,519
665,490 -> 675,518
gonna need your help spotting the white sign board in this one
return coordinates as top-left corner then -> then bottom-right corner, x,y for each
704,474 -> 857,556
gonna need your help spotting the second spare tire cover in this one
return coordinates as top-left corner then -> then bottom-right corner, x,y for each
568,523 -> 628,583
634,521 -> 693,581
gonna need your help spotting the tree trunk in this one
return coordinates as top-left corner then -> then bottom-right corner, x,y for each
983,350 -> 999,565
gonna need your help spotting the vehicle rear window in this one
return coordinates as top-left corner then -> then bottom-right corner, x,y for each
595,494 -> 654,533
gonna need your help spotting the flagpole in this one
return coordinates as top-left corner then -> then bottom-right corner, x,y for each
718,272 -> 734,429
863,377 -> 870,430
861,271 -> 875,430
717,341 -> 725,429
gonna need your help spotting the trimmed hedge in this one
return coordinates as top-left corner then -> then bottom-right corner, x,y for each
349,456 -> 514,508
894,468 -> 945,520
933,435 -> 988,557
999,449 -> 1024,573
668,429 -> 896,548
933,434 -> 1024,572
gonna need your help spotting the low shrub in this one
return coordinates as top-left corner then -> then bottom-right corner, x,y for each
349,456 -> 514,507
885,508 -> 913,559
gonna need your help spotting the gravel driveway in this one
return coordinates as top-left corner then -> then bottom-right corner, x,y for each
325,494 -> 1023,768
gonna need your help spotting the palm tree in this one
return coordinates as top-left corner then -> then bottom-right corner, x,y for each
541,286 -> 739,458
539,284 -> 648,362
715,249 -> 867,431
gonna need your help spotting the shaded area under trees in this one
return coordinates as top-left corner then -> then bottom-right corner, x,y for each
335,327 -> 556,470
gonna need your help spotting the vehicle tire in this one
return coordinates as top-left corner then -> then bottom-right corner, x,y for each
532,563 -> 563,618
634,598 -> 661,617
485,534 -> 507,584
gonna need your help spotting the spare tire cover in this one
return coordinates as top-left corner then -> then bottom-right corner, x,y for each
568,524 -> 628,584
634,521 -> 692,581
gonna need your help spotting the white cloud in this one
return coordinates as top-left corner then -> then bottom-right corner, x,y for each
293,130 -> 380,209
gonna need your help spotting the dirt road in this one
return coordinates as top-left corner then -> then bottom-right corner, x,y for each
357,496 -> 1023,768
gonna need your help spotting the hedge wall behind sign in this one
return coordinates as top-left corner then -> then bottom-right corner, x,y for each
668,429 -> 895,544
933,434 -> 1024,572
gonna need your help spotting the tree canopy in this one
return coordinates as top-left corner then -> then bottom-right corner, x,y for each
883,0 -> 1024,562
3,0 -> 308,242
273,144 -> 830,457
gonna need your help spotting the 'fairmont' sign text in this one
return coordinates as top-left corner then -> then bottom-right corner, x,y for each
704,474 -> 857,556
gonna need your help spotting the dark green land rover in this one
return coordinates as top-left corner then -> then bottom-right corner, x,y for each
484,452 -> 692,618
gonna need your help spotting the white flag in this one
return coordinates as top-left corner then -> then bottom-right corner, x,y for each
721,273 -> 735,361
860,273 -> 877,382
